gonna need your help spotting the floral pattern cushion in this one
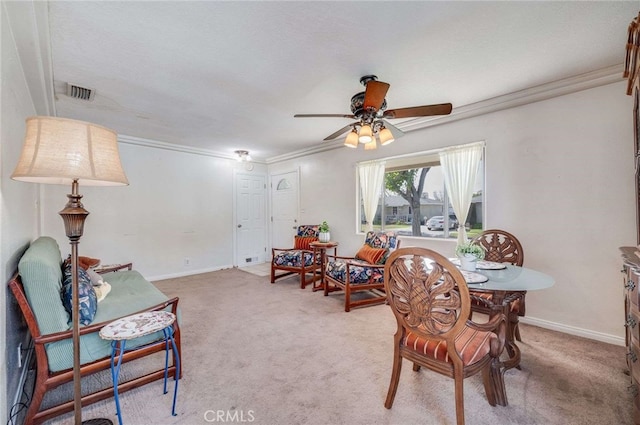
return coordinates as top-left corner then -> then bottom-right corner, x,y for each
273,250 -> 316,268
297,225 -> 319,237
326,259 -> 384,285
364,231 -> 398,249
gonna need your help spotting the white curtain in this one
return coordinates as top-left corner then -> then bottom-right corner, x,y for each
358,161 -> 386,232
439,142 -> 484,245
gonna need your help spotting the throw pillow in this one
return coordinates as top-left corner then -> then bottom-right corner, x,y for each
61,263 -> 98,325
94,281 -> 112,302
355,244 -> 388,265
64,254 -> 101,270
79,256 -> 101,269
294,236 -> 318,251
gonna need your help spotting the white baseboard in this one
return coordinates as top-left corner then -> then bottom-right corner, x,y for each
521,316 -> 625,347
148,264 -> 234,282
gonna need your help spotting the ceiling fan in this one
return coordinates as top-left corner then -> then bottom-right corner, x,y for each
294,75 -> 452,149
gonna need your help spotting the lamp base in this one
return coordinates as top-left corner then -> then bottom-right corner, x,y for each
82,419 -> 113,425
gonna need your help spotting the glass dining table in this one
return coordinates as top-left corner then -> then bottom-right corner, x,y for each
463,264 -> 555,372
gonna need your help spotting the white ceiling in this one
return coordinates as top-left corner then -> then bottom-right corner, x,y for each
43,1 -> 638,161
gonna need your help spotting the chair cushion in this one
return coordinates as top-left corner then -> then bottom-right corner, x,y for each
47,270 -> 174,372
403,326 -> 495,366
294,236 -> 318,250
273,250 -> 315,267
326,259 -> 384,285
355,245 -> 387,265
364,231 -> 398,250
18,236 -> 70,335
297,225 -> 319,237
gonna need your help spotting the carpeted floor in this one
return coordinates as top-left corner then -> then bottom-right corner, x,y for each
239,262 -> 271,277
42,268 -> 632,425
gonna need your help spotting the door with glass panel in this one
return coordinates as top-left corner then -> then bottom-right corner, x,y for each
270,170 -> 299,252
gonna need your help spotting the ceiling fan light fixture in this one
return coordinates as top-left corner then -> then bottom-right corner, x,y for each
344,129 -> 358,148
358,124 -> 373,143
379,127 -> 395,146
364,139 -> 377,150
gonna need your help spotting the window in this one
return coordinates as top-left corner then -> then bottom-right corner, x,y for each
358,147 -> 484,239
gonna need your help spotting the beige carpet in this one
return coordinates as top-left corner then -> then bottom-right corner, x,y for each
42,268 -> 632,425
238,262 -> 271,277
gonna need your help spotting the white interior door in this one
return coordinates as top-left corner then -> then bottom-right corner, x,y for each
235,172 -> 267,266
271,170 -> 299,251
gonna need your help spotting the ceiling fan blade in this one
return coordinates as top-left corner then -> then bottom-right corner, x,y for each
382,119 -> 405,138
363,81 -> 390,111
324,124 -> 354,141
383,103 -> 452,119
294,114 -> 355,118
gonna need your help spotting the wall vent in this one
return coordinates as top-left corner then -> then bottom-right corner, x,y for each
65,83 -> 95,101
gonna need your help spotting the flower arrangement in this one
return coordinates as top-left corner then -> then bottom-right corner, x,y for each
455,242 -> 485,260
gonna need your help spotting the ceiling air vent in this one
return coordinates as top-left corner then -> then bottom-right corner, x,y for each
65,83 -> 95,101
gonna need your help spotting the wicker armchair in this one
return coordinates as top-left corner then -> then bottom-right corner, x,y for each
271,225 -> 320,289
383,247 -> 507,425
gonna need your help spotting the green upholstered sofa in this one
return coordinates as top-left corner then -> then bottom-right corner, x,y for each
9,236 -> 181,425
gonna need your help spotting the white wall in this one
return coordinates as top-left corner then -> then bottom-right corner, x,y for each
1,3 -> 41,423
269,81 -> 634,344
40,144 -> 268,280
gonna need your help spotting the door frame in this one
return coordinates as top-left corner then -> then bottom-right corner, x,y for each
269,168 -> 300,255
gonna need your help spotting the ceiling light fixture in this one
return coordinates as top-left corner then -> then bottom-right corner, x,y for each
343,120 -> 395,150
378,126 -> 395,146
364,138 -> 377,150
358,124 -> 373,144
234,150 -> 251,162
344,129 -> 358,148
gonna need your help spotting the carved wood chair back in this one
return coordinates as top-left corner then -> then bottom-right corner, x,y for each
383,247 -> 507,425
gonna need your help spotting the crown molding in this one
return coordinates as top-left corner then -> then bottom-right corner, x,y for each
395,64 -> 625,134
117,134 -> 268,164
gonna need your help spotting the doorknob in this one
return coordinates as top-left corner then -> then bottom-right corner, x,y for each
237,224 -> 242,228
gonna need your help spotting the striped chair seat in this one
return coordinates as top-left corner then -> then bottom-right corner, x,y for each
404,327 -> 496,366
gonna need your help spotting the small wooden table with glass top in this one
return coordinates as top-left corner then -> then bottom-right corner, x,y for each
309,241 -> 338,292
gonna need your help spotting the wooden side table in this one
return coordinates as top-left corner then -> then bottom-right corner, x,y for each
99,311 -> 180,425
309,241 -> 338,292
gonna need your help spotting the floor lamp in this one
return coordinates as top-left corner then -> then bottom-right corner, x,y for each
11,116 -> 129,425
